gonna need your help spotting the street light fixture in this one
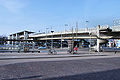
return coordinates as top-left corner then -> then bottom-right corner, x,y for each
65,24 -> 68,32
48,30 -> 57,55
48,30 -> 57,54
86,21 -> 89,31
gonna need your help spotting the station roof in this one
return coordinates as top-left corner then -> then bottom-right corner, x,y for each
10,30 -> 34,36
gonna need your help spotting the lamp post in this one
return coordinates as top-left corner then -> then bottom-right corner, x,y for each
48,30 -> 57,55
76,22 -> 78,40
86,21 -> 89,31
65,24 -> 68,32
51,30 -> 54,49
72,26 -> 74,41
89,32 -> 92,52
46,28 -> 49,48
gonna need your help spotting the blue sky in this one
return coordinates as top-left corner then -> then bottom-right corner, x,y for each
0,0 -> 120,35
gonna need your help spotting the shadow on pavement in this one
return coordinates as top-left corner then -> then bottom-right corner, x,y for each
44,68 -> 120,80
2,69 -> 120,80
3,75 -> 42,80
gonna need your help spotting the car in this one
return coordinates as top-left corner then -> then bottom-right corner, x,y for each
38,46 -> 47,49
82,45 -> 89,48
90,45 -> 97,51
90,45 -> 103,52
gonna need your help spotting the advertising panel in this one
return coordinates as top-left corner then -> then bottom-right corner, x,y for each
117,40 -> 120,48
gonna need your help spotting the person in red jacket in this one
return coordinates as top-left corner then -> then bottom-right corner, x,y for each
74,45 -> 77,53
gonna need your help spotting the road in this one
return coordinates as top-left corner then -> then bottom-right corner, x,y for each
0,57 -> 120,80
0,49 -> 120,80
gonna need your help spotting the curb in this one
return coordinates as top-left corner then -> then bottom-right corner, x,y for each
0,54 -> 108,60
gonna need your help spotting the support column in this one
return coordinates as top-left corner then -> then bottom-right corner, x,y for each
7,36 -> 11,44
16,33 -> 18,45
97,25 -> 100,52
16,33 -> 18,39
12,35 -> 14,45
24,31 -> 28,40
24,31 -> 26,40
32,41 -> 35,50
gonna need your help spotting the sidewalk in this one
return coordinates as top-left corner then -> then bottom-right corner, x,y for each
0,51 -> 119,60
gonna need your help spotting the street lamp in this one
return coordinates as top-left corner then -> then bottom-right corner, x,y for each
71,26 -> 74,40
46,28 -> 49,48
89,32 -> 92,52
48,30 -> 57,55
65,24 -> 68,32
86,21 -> 89,31
51,30 -> 54,49
76,22 -> 78,41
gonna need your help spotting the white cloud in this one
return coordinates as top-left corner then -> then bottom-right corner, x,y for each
0,0 -> 27,13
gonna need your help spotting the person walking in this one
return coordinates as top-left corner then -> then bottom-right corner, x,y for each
74,45 -> 78,54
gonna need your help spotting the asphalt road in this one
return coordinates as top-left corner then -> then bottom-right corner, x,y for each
1,57 -> 120,80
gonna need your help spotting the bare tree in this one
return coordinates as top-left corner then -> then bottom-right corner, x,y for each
0,35 -> 7,45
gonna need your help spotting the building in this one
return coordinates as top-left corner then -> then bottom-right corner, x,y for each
8,30 -> 34,45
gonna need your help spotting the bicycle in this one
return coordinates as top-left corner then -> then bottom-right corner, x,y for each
48,48 -> 57,55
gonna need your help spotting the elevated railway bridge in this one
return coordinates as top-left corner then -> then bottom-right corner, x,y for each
27,25 -> 120,40
5,25 -> 120,52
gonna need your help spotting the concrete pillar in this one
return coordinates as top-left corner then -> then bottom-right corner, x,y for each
24,31 -> 28,40
32,41 -> 35,50
16,33 -> 18,39
24,31 -> 26,40
97,25 -> 100,52
12,35 -> 14,45
7,36 -> 11,44
16,33 -> 18,45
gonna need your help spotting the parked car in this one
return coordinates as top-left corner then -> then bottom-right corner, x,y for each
38,46 -> 47,50
90,45 -> 103,52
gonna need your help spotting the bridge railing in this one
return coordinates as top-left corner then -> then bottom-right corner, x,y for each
29,26 -> 112,38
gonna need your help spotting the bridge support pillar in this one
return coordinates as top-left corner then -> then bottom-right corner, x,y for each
97,25 -> 100,52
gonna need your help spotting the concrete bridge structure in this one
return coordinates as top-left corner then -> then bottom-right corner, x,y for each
7,25 -> 120,52
28,25 -> 120,40
8,25 -> 120,41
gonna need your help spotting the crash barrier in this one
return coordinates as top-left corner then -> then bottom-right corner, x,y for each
0,44 -> 40,53
0,50 -> 40,53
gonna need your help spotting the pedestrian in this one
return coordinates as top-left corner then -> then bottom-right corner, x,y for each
74,45 -> 77,54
